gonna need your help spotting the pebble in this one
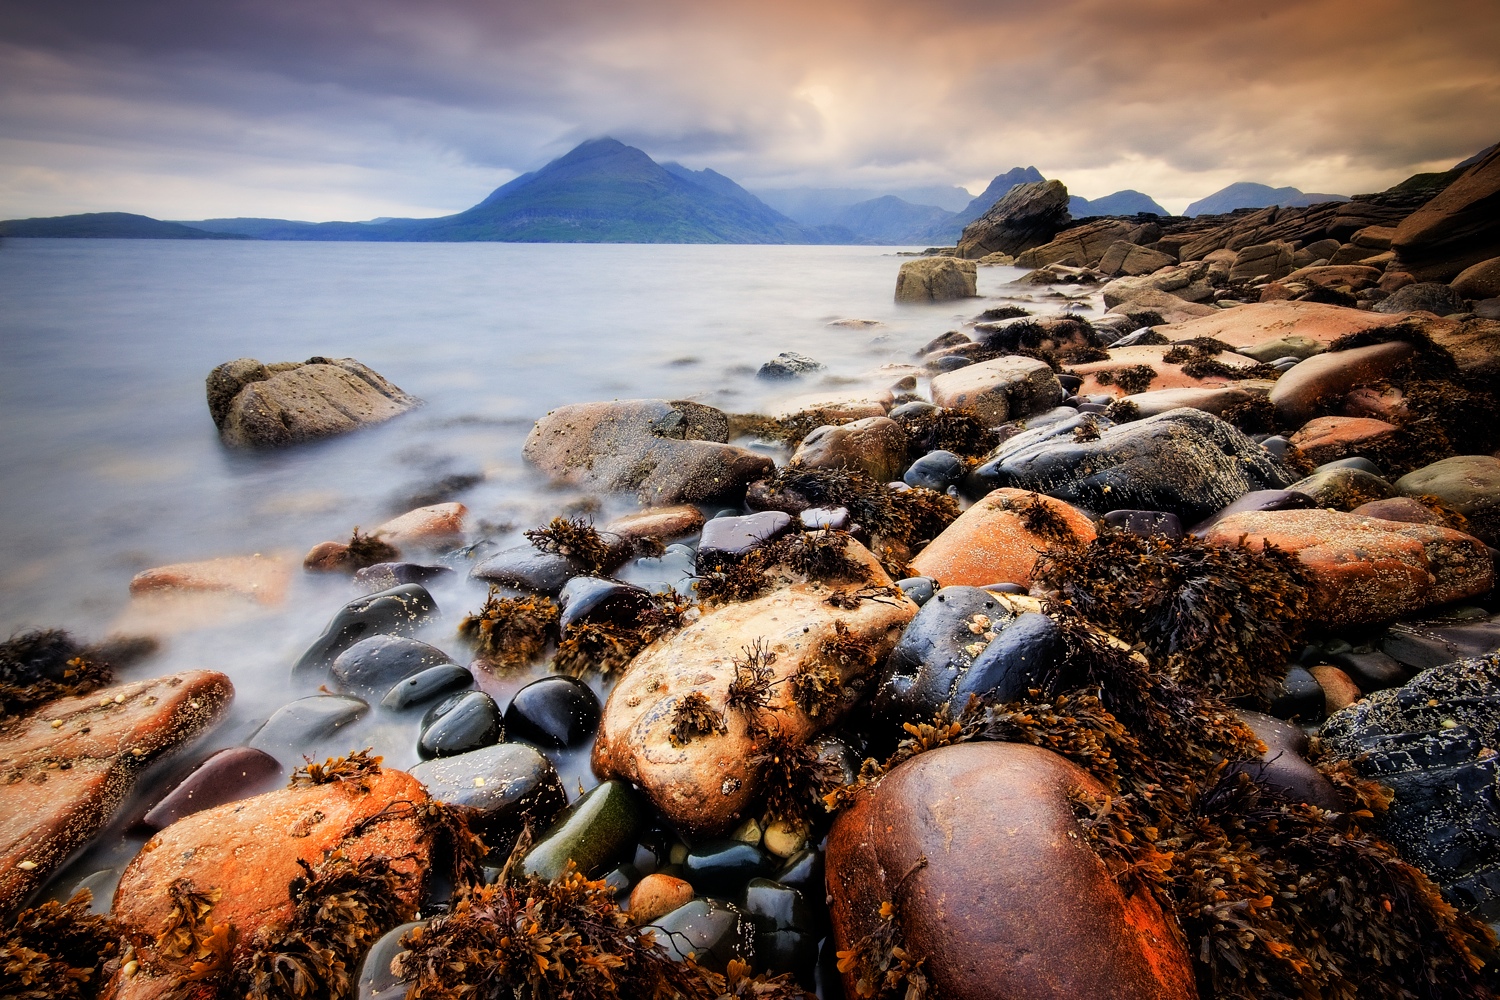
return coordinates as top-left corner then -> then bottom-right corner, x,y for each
356,920 -> 426,1000
629,872 -> 695,923
696,510 -> 793,568
380,662 -> 474,710
558,575 -> 655,632
523,779 -> 648,880
352,561 -> 453,593
683,837 -> 776,893
1310,664 -> 1362,713
902,450 -> 967,492
250,693 -> 368,753
331,634 -> 456,696
292,583 -> 438,678
407,742 -> 566,839
142,746 -> 283,830
645,898 -> 755,972
418,690 -> 502,758
503,675 -> 602,748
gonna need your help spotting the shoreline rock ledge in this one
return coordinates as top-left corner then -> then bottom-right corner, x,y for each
207,356 -> 421,448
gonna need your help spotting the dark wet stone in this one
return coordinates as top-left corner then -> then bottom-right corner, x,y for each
408,743 -> 566,840
418,691 -> 502,759
470,544 -> 584,594
800,506 -> 850,531
142,747 -> 283,831
895,576 -> 937,606
1189,488 -> 1319,536
357,920 -> 424,1000
932,355 -> 972,372
903,450 -> 966,492
683,838 -> 776,894
614,544 -> 698,598
1261,435 -> 1293,459
292,583 -> 439,678
523,779 -> 648,880
558,576 -> 654,633
758,352 -> 825,379
1268,665 -> 1326,723
63,868 -> 120,914
1380,611 -> 1500,671
380,663 -> 474,710
1077,402 -> 1110,414
879,586 -> 1068,720
331,634 -> 456,696
1101,509 -> 1182,539
1315,456 -> 1383,477
645,898 -> 755,972
773,848 -> 825,895
1329,649 -> 1411,691
1056,373 -> 1083,393
697,510 -> 792,568
353,562 -> 454,594
1223,710 -> 1344,811
602,863 -> 640,898
742,878 -> 819,982
503,675 -> 601,749
888,400 -> 937,420
250,694 -> 368,753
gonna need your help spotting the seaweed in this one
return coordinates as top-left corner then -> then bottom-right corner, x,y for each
835,897 -> 929,1000
289,749 -> 383,791
890,406 -> 995,460
1093,364 -> 1157,395
553,594 -> 687,678
524,517 -> 616,575
728,408 -> 863,447
458,589 -> 560,670
696,531 -> 877,607
726,639 -> 778,717
0,629 -> 117,720
344,528 -> 400,571
1219,396 -> 1278,434
976,305 -> 1032,321
1103,397 -> 1141,423
1122,312 -> 1167,331
1058,345 -> 1111,365
752,724 -> 846,829
1178,356 -> 1283,382
156,878 -> 232,981
1012,494 -> 1079,547
0,891 -> 121,1000
888,487 -> 960,552
789,662 -> 841,718
668,691 -> 726,747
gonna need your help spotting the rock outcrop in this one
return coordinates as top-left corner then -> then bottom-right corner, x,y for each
893,257 -> 977,303
956,180 -> 1071,260
1392,143 -> 1500,281
207,357 -> 421,448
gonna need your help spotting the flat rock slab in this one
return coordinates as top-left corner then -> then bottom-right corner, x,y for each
0,670 -> 233,914
1068,343 -> 1265,398
1155,300 -> 1402,350
209,357 -> 421,448
1203,509 -> 1494,626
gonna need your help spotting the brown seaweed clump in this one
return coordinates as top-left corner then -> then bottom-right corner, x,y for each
458,589 -> 560,670
289,748 -> 384,790
524,516 -> 617,575
890,406 -> 996,460
1014,494 -> 1079,547
394,869 -> 811,999
728,408 -> 863,447
0,891 -> 121,1000
344,528 -> 401,570
552,593 -> 688,678
753,725 -> 847,829
0,629 -> 123,720
789,662 -> 842,718
726,639 -> 778,718
1093,364 -> 1157,395
835,897 -> 929,1000
668,691 -> 726,747
696,530 -> 875,607
1034,528 -> 1310,703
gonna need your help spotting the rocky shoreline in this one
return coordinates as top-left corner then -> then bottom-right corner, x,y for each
4,145 -> 1500,1000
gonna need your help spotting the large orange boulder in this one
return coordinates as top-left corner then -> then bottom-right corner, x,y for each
0,671 -> 233,914
827,742 -> 1198,1000
1202,509 -> 1493,626
909,489 -> 1095,587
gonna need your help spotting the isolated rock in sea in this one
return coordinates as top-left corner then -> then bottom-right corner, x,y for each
956,180 -> 1071,259
894,257 -> 978,303
523,399 -> 774,504
128,554 -> 291,605
827,742 -> 1198,1000
1395,455 -> 1500,546
1319,653 -> 1500,918
929,355 -> 1065,426
207,356 -> 422,448
971,408 -> 1295,523
909,488 -> 1095,588
592,538 -> 917,833
104,764 -> 431,999
758,352 -> 826,378
0,670 -> 233,914
790,416 -> 908,482
1392,143 -> 1500,281
1203,508 -> 1494,627
292,582 -> 439,678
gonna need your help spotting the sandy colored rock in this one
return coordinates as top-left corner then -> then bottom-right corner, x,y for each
1310,664 -> 1362,711
1098,240 -> 1175,277
128,554 -> 291,605
1069,343 -> 1265,398
930,355 -> 1063,425
790,416 -> 908,482
1230,241 -> 1296,282
1014,219 -> 1134,269
212,357 -> 421,448
827,742 -> 1198,1000
628,873 -> 695,923
374,502 -> 467,548
1395,454 -> 1500,546
103,766 -> 430,999
523,399 -> 774,505
604,505 -> 706,543
1452,256 -> 1500,300
1269,340 -> 1416,428
1281,264 -> 1383,291
1156,300 -> 1400,351
1203,508 -> 1493,627
894,257 -> 977,303
1350,496 -> 1448,527
1120,383 -> 1275,418
0,670 -> 233,915
909,489 -> 1095,588
1288,415 -> 1399,466
592,539 -> 917,833
1104,287 -> 1217,324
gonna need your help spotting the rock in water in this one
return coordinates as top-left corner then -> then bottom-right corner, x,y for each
592,538 -> 918,833
826,742 -> 1197,1000
0,670 -> 233,914
102,764 -> 432,999
1202,509 -> 1493,627
956,180 -> 1072,260
1320,654 -> 1500,918
207,356 -> 421,448
522,399 -> 774,505
893,258 -> 978,303
292,583 -> 438,679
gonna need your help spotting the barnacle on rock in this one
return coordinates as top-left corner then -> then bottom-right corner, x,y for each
524,516 -> 616,575
1093,364 -> 1157,395
0,891 -> 120,1000
458,589 -> 560,670
289,749 -> 382,790
668,691 -> 726,747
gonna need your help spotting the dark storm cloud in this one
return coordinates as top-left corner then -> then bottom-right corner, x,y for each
1,0 -> 1496,218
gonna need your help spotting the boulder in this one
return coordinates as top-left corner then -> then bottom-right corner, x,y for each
826,742 -> 1198,1000
758,352 -> 826,379
1103,287 -> 1217,324
1349,496 -> 1448,527
104,765 -> 431,999
789,416 -> 909,482
1201,509 -> 1493,627
592,538 -> 918,833
1269,340 -> 1417,427
1287,415 -> 1400,466
1068,343 -> 1267,398
1281,264 -> 1383,292
1374,281 -> 1467,316
1419,315 -> 1500,382
929,356 -> 1064,426
128,554 -> 291,605
909,489 -> 1095,588
208,357 -> 421,448
894,258 -> 978,303
603,505 -> 706,543
1395,455 -> 1500,546
1392,144 -> 1500,281
1012,219 -> 1134,269
373,502 -> 467,548
1119,383 -> 1274,419
1286,467 -> 1396,511
1097,240 -> 1176,277
1230,241 -> 1296,282
523,399 -> 774,505
1101,260 -> 1220,309
956,180 -> 1071,260
1156,300 -> 1398,351
1451,256 -> 1500,300
971,409 -> 1295,523
0,670 -> 233,914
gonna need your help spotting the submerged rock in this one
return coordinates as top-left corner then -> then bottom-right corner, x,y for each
207,356 -> 421,448
908,488 -> 1095,588
644,898 -> 755,972
128,554 -> 291,606
292,583 -> 439,678
331,634 -> 456,696
826,742 -> 1198,1000
249,693 -> 368,753
0,670 -> 233,913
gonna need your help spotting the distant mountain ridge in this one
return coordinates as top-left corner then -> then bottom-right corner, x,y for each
0,212 -> 249,239
1185,182 -> 1349,217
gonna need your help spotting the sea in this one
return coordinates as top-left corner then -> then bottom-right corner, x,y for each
0,238 -> 1069,907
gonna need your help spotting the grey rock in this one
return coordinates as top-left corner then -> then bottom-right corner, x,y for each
1373,281 -> 1468,315
209,356 -> 421,448
956,180 -> 1071,260
757,352 -> 826,379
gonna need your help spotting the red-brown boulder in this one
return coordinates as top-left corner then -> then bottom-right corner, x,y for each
909,489 -> 1095,587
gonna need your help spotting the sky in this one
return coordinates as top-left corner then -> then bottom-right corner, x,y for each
1,0 -> 1497,221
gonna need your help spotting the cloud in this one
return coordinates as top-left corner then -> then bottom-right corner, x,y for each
1,0 -> 1496,219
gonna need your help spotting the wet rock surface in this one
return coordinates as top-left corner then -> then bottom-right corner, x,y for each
929,355 -> 1064,426
141,746 -> 282,831
293,583 -> 439,678
418,690 -> 502,758
503,675 -> 602,748
909,488 -> 1095,588
207,356 -> 422,448
407,742 -> 566,840
790,416 -> 908,482
331,634 -> 456,695
250,693 -> 368,753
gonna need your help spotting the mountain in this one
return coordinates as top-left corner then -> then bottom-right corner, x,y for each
0,212 -> 250,239
915,167 -> 1048,242
1070,190 -> 1167,217
1185,182 -> 1349,217
756,184 -> 972,225
829,195 -> 955,243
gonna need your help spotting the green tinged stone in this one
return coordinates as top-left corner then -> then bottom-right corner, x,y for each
522,779 -> 647,880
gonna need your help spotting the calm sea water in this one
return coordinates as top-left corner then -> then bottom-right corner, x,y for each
0,238 -> 1067,903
